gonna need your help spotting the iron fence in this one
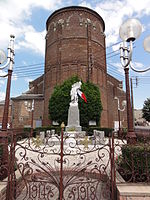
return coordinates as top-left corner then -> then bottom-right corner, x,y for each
1,128 -> 149,199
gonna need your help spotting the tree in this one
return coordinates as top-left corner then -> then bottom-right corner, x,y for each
78,81 -> 103,127
49,76 -> 103,127
142,98 -> 150,122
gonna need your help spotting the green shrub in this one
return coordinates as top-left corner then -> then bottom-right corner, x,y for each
14,128 -> 32,139
118,144 -> 150,182
120,128 -> 127,138
23,127 -> 32,133
136,134 -> 150,143
49,76 -> 103,127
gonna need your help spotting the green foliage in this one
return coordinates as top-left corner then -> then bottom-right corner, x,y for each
49,76 -> 79,125
49,76 -> 103,127
118,144 -> 150,182
142,98 -> 150,122
78,81 -> 103,127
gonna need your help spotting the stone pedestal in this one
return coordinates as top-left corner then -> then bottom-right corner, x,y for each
66,102 -> 81,132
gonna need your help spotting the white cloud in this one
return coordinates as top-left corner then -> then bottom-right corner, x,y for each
117,66 -> 124,76
131,61 -> 150,75
78,1 -> 92,8
133,61 -> 145,69
0,92 -> 5,101
0,73 -> 6,101
94,0 -> 150,47
12,73 -> 18,81
0,79 -> 5,87
112,43 -> 121,52
0,0 -> 62,55
17,29 -> 46,56
1,0 -> 150,56
0,71 -> 8,77
109,61 -> 150,77
108,62 -> 124,76
24,77 -> 33,83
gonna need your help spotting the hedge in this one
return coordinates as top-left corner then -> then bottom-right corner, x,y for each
49,76 -> 103,127
118,143 -> 150,182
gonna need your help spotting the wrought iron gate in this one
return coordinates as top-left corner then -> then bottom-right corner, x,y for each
0,128 -> 116,200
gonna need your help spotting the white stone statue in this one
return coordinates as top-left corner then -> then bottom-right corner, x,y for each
70,81 -> 82,104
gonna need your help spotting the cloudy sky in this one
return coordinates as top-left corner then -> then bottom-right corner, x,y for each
0,0 -> 150,109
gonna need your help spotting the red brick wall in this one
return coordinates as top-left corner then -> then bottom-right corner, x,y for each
12,99 -> 44,129
43,6 -> 108,127
107,75 -> 127,128
0,104 -> 12,128
29,75 -> 44,94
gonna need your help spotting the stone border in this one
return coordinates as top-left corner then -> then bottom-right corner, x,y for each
116,171 -> 150,200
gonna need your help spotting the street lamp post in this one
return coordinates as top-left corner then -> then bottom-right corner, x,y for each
1,35 -> 15,130
24,99 -> 34,137
0,35 -> 15,176
114,97 -> 126,137
119,18 -> 150,144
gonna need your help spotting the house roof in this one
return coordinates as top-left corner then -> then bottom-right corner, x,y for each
11,94 -> 44,101
0,99 -> 12,105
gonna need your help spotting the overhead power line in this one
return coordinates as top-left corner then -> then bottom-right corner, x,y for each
14,68 -> 44,74
11,60 -> 126,79
12,73 -> 44,79
106,41 -> 122,49
11,65 -> 125,80
14,63 -> 45,69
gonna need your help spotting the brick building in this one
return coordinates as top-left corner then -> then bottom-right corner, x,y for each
0,100 -> 12,128
107,75 -> 127,128
11,94 -> 44,129
11,6 -> 127,129
43,6 -> 127,128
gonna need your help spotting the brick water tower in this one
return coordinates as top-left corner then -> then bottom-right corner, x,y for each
43,6 -> 108,127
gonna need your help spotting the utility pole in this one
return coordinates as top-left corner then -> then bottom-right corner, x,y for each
136,76 -> 138,87
130,78 -> 134,128
0,35 -> 15,178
